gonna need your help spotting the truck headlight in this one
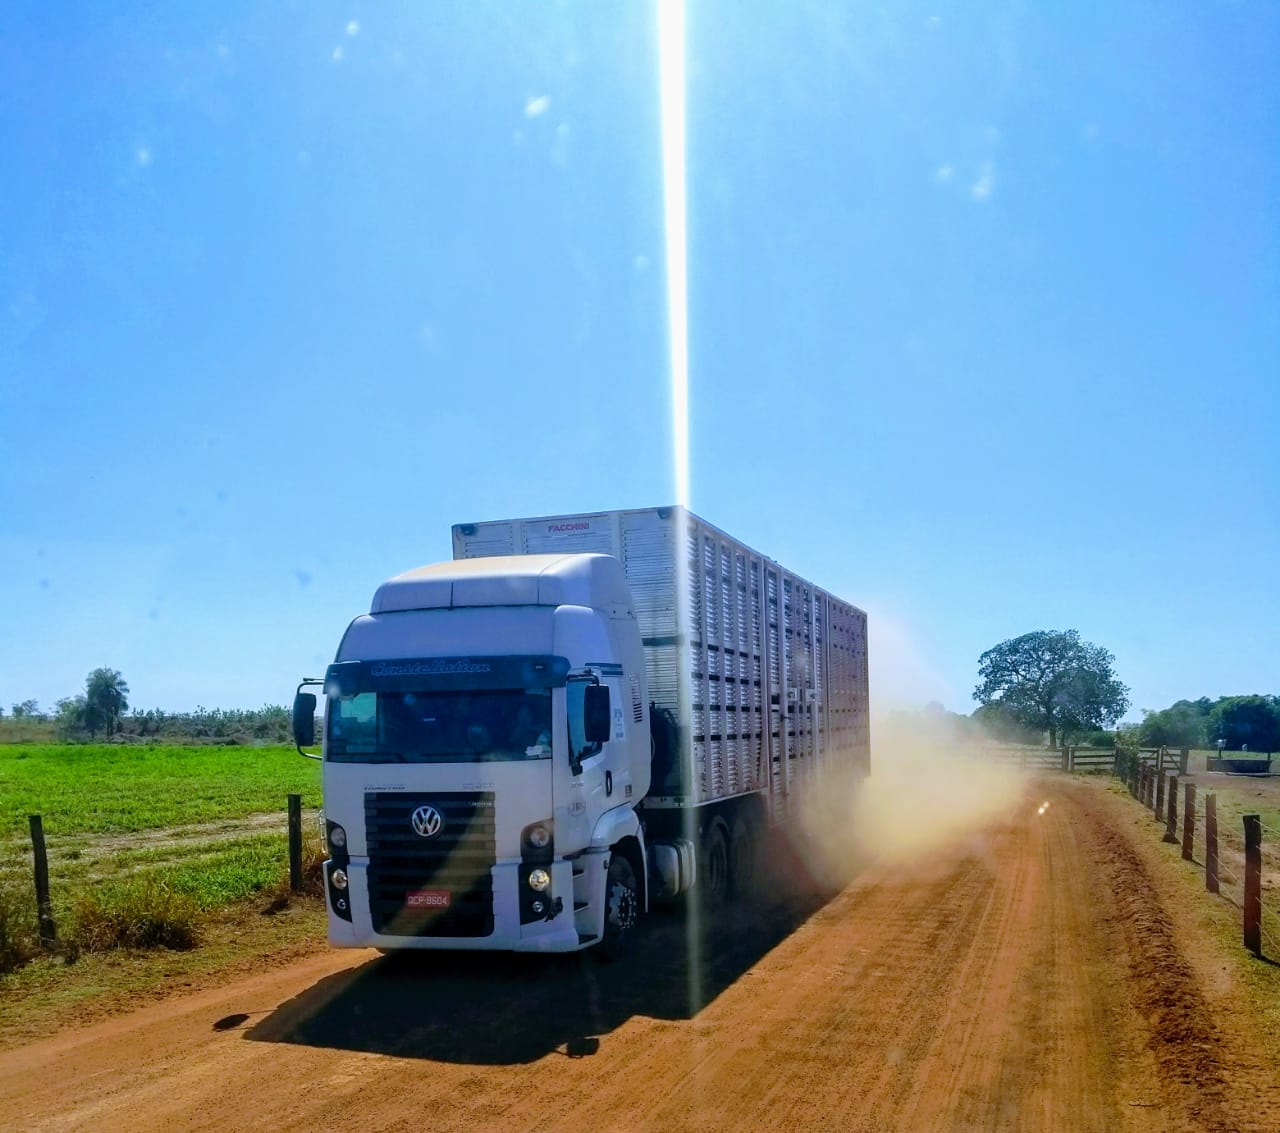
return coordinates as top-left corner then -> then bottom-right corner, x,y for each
521,820 -> 554,863
527,868 -> 551,892
328,823 -> 347,851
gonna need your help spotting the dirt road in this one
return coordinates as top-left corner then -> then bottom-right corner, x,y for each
3,778 -> 1278,1132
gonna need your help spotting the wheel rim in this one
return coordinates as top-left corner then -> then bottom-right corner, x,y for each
607,860 -> 638,934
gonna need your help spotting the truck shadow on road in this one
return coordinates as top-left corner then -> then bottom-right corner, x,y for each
246,856 -> 852,1064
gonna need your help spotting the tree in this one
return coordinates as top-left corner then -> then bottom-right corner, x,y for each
1206,695 -> 1280,755
85,668 -> 129,739
973,630 -> 1130,749
1138,698 -> 1211,749
55,696 -> 88,738
971,701 -> 1045,744
10,699 -> 39,719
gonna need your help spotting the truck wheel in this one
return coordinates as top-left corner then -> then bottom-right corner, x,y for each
599,853 -> 639,961
728,815 -> 755,898
699,822 -> 729,910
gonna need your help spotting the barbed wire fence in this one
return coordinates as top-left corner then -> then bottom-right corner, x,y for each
1116,750 -> 1280,961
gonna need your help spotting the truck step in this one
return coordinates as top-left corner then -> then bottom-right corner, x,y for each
574,900 -> 588,912
577,932 -> 598,945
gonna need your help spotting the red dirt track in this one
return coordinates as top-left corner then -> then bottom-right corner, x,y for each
2,777 -> 1278,1132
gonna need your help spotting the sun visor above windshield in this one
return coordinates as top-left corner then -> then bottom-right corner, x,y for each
371,553 -> 631,613
325,655 -> 571,695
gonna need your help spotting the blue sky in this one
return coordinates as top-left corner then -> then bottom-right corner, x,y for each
1,1 -> 1276,720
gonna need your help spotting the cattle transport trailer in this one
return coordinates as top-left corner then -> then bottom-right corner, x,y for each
294,505 -> 869,956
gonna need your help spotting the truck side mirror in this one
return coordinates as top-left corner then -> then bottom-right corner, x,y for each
293,692 -> 317,748
584,685 -> 611,745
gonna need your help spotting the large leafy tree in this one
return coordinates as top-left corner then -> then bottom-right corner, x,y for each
85,668 -> 130,739
973,630 -> 1129,749
1138,698 -> 1212,749
1206,695 -> 1280,754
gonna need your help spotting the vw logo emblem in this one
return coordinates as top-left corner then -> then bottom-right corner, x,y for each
411,804 -> 443,839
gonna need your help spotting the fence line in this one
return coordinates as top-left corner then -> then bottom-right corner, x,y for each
1112,758 -> 1278,960
17,797 -> 308,957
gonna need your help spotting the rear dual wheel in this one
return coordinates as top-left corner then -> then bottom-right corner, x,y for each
729,815 -> 756,897
698,815 -> 756,910
698,822 -> 730,910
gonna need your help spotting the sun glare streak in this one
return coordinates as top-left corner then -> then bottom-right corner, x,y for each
658,0 -> 689,510
657,0 -> 702,1018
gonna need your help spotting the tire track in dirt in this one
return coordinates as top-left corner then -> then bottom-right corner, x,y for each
2,778 -> 1278,1132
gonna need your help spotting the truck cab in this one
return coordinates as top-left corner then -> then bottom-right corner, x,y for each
304,553 -> 651,953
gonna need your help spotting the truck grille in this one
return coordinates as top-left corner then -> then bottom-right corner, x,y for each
364,791 -> 496,937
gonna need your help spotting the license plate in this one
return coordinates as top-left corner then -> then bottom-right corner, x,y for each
406,889 -> 451,909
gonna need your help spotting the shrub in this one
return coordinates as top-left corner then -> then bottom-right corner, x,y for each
71,876 -> 199,953
0,878 -> 41,974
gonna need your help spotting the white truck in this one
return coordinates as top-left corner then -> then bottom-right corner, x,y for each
292,506 -> 869,956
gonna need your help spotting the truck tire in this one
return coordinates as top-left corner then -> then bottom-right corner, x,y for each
598,852 -> 639,961
728,815 -> 755,898
698,822 -> 729,910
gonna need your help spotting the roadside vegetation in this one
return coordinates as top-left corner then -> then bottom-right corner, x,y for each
0,744 -> 323,977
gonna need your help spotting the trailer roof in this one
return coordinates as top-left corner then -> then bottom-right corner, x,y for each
371,553 -> 632,614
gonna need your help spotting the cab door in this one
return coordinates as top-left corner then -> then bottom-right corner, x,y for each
558,672 -> 625,848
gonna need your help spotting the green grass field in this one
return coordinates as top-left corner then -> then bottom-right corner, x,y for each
0,744 -> 321,838
0,745 -> 324,970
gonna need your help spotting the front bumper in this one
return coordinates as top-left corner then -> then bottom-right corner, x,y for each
325,857 -> 587,952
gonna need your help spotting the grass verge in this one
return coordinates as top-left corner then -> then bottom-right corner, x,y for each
0,893 -> 329,1049
1100,776 -> 1280,1065
0,827 -> 326,973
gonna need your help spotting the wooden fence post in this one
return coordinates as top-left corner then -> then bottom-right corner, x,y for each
288,794 -> 303,894
28,815 -> 56,948
1243,814 -> 1262,957
1205,794 -> 1219,894
1182,782 -> 1196,861
1178,747 -> 1190,775
1062,746 -> 1071,772
1155,766 -> 1166,820
1163,775 -> 1179,843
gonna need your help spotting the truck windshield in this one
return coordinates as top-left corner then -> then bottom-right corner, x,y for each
326,688 -> 553,764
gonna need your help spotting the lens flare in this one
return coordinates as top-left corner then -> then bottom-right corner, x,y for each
657,0 -> 702,1016
658,0 -> 688,510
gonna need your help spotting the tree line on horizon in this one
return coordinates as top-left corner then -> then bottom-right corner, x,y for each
1,669 -> 292,745
5,634 -> 1277,754
908,629 -> 1279,756
908,694 -> 1280,756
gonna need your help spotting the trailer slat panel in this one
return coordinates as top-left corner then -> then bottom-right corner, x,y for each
454,507 -> 869,823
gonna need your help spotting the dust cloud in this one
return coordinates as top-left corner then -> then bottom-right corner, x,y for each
862,714 -> 1026,860
794,712 -> 1028,889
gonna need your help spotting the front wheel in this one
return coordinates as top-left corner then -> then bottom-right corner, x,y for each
598,852 -> 640,961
